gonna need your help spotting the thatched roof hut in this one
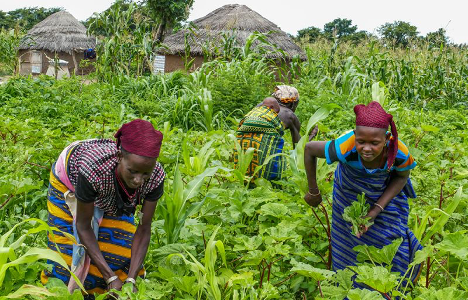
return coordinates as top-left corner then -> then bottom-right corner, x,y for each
157,4 -> 305,73
18,11 -> 96,77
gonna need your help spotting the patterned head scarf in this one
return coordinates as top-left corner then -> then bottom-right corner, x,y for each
114,119 -> 163,158
354,101 -> 398,169
272,85 -> 299,104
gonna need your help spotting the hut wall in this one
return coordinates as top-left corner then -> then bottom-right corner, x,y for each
164,55 -> 204,73
18,49 -> 95,76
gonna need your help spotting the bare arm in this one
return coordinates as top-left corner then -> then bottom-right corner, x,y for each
303,141 -> 327,207
76,201 -> 122,289
366,170 -> 410,219
127,199 -> 158,280
290,115 -> 301,147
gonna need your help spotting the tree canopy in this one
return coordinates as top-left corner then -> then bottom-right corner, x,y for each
378,21 -> 419,47
0,7 -> 61,31
144,0 -> 194,42
323,18 -> 357,39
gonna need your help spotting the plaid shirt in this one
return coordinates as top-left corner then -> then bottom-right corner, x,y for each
67,139 -> 165,215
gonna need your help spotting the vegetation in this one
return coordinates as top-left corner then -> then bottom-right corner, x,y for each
343,193 -> 374,236
1,2 -> 468,299
0,7 -> 61,31
1,33 -> 468,298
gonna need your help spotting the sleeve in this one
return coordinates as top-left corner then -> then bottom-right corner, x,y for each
75,173 -> 98,203
324,130 -> 355,165
144,180 -> 164,202
324,140 -> 338,164
394,140 -> 417,172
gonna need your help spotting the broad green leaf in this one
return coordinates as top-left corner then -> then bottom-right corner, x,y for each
291,261 -> 334,281
354,238 -> 403,266
350,265 -> 399,293
410,246 -> 434,267
347,288 -> 384,300
258,203 -> 289,218
434,231 -> 468,260
415,287 -> 468,300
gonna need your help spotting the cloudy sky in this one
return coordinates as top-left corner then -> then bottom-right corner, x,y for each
2,0 -> 467,43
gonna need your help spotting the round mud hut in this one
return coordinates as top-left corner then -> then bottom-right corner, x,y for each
157,4 -> 305,73
18,11 -> 96,77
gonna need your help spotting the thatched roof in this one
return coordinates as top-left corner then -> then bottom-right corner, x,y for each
161,4 -> 305,59
18,11 -> 95,54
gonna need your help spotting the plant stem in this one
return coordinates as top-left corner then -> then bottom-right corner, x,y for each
274,273 -> 296,286
426,256 -> 430,288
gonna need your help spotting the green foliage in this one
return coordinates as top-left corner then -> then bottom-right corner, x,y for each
88,1 -> 158,78
354,238 -> 403,267
0,7 -> 60,31
426,28 -> 450,49
324,18 -> 358,39
0,28 -> 22,75
342,193 -> 374,236
0,218 -> 84,298
378,21 -> 419,47
434,231 -> 468,260
297,26 -> 323,43
1,32 -> 468,299
144,0 -> 194,42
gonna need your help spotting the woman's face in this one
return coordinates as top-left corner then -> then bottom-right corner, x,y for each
354,126 -> 389,163
117,151 -> 157,189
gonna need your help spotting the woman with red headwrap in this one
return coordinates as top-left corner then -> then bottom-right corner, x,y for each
303,102 -> 422,288
41,119 -> 165,298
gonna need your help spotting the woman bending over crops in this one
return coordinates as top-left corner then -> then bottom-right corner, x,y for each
235,85 -> 304,182
41,119 -> 165,298
303,101 -> 422,285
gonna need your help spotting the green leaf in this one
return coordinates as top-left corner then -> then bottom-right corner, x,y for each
354,238 -> 403,266
421,124 -> 440,132
415,287 -> 468,300
350,265 -> 399,293
421,188 -> 464,245
258,203 -> 289,218
3,284 -> 55,299
343,193 -> 374,236
434,231 -> 468,260
291,261 -> 335,281
347,288 -> 384,300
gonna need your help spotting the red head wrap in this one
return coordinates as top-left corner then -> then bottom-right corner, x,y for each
354,101 -> 398,169
114,119 -> 163,158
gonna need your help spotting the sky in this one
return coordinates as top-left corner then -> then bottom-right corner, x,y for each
2,0 -> 467,44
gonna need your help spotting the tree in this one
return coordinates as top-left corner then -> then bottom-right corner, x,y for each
144,0 -> 194,42
323,18 -> 357,40
297,26 -> 322,42
378,21 -> 419,47
426,28 -> 449,48
0,7 -> 61,31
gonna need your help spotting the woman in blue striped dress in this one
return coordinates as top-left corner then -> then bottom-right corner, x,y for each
303,101 -> 423,286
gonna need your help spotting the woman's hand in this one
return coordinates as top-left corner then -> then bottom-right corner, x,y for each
304,187 -> 322,207
356,206 -> 380,238
108,277 -> 124,294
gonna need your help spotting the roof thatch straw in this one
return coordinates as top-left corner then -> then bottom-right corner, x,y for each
161,4 -> 305,59
18,11 -> 95,54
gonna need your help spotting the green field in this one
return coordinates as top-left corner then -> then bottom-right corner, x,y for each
1,37 -> 468,299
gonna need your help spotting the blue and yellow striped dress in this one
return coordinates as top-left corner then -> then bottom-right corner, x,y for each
324,131 -> 423,285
